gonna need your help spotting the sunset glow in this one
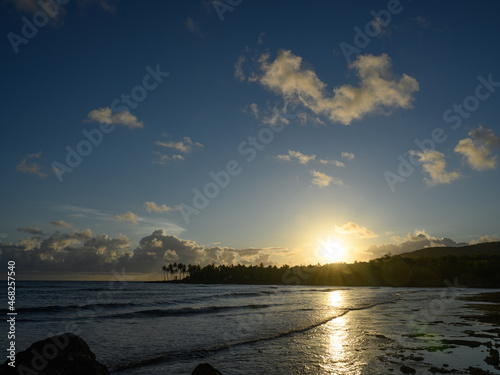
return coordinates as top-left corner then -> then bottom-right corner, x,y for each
318,239 -> 348,263
0,1 -> 499,280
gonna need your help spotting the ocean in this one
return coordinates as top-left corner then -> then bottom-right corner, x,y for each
4,281 -> 500,374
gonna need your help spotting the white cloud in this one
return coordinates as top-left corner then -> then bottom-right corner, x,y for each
310,170 -> 340,188
16,152 -> 47,178
7,0 -> 38,12
19,237 -> 42,251
0,229 -> 281,277
235,55 -> 246,81
249,103 -> 259,118
318,159 -> 345,167
55,205 -> 185,238
258,32 -> 265,45
115,212 -> 139,224
262,109 -> 291,126
7,0 -> 67,25
155,136 -> 203,154
144,202 -> 178,213
341,152 -> 355,160
7,0 -> 116,28
277,150 -> 316,164
0,230 -> 129,275
152,152 -> 184,165
455,126 -> 500,171
184,17 -> 203,37
415,16 -> 430,29
276,150 -> 345,167
56,205 -> 110,220
335,222 -> 378,238
295,111 -> 324,125
371,17 -> 391,37
469,235 -> 500,245
41,229 -> 93,251
409,149 -> 461,185
257,51 -> 419,125
87,107 -> 143,129
365,230 -> 467,257
49,221 -> 73,229
17,226 -> 43,235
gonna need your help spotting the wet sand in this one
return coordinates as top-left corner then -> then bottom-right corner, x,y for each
199,289 -> 500,374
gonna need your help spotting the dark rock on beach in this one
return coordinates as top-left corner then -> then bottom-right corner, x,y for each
484,347 -> 500,369
0,333 -> 109,375
191,362 -> 223,375
400,365 -> 416,374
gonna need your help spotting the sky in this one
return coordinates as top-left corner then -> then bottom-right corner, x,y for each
1,0 -> 500,280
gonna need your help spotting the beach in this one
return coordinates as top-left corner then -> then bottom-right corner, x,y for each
5,281 -> 500,374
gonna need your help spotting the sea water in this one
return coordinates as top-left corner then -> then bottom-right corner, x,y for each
4,281 -> 500,374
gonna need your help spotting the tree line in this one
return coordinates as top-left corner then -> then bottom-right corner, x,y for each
161,263 -> 201,281
162,254 -> 500,288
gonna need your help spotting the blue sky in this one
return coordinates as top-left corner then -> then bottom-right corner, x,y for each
1,0 -> 499,279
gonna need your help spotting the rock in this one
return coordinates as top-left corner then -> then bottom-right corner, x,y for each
191,363 -> 223,375
400,365 -> 416,374
429,365 -> 453,374
467,367 -> 495,375
0,332 -> 109,375
484,347 -> 500,368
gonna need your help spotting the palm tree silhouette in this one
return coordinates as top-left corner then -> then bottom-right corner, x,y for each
168,263 -> 175,280
178,263 -> 187,279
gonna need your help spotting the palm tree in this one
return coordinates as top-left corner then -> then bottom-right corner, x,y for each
168,263 -> 174,280
179,263 -> 187,279
172,263 -> 178,280
162,265 -> 167,281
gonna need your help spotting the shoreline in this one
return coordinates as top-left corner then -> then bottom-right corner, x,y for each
3,287 -> 500,374
145,279 -> 500,288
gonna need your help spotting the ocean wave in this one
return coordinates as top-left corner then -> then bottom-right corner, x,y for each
10,301 -> 143,315
105,303 -> 274,320
109,293 -> 407,372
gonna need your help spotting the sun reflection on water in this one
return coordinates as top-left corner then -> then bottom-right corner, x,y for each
328,290 -> 343,306
327,291 -> 347,363
320,290 -> 359,373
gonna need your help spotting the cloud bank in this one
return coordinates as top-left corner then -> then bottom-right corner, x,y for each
365,230 -> 467,257
0,229 -> 285,278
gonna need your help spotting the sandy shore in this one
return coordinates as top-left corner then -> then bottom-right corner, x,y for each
192,289 -> 500,375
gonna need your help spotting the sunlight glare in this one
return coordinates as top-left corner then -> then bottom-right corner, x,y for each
328,290 -> 343,306
318,239 -> 347,263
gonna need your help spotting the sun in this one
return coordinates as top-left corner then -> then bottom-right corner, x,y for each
318,239 -> 347,263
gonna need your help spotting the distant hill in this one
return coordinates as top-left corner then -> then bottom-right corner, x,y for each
398,241 -> 500,259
